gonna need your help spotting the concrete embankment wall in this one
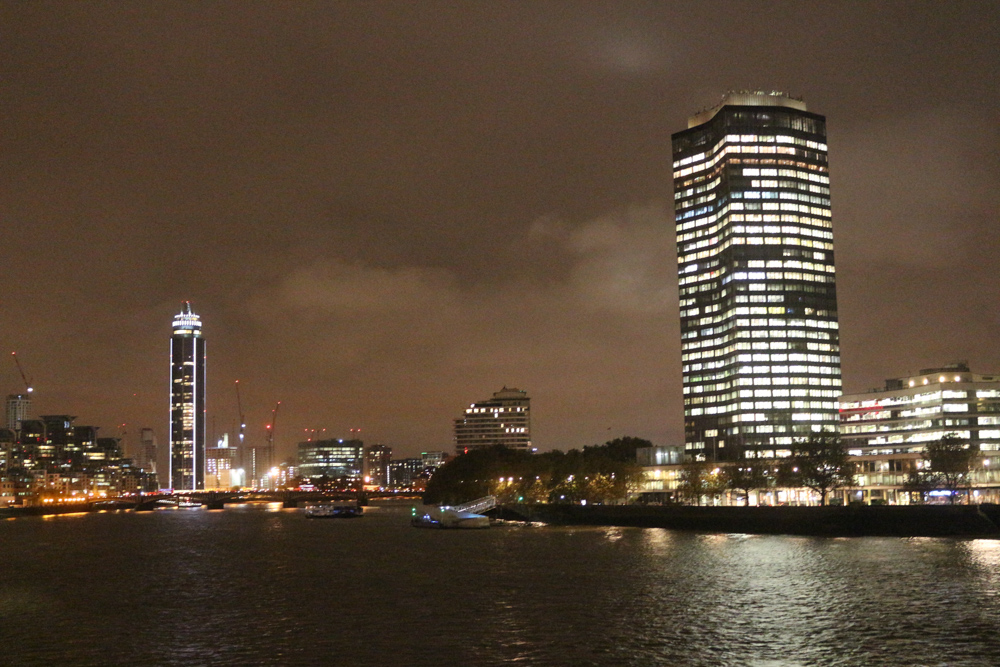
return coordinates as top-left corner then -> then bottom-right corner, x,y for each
502,503 -> 1000,538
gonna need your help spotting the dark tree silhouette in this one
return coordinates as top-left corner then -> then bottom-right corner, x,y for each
778,435 -> 855,506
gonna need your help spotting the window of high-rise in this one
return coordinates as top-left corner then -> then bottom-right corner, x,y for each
672,92 -> 842,461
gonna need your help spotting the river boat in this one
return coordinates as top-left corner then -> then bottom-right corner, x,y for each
304,502 -> 363,519
411,507 -> 490,529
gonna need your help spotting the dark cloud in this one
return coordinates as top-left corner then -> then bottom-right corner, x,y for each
2,2 -> 998,458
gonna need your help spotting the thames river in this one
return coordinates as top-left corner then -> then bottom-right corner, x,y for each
2,503 -> 999,666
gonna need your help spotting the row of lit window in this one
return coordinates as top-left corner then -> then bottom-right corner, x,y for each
680,230 -> 833,262
673,135 -> 826,173
749,179 -> 829,195
841,422 -> 933,434
678,234 -> 834,264
684,343 -> 838,369
688,388 -> 842,404
685,376 -> 841,393
679,197 -> 831,223
864,431 -> 973,445
683,343 -> 839,367
737,202 -> 830,216
678,213 -> 833,240
688,407 -> 836,421
676,185 -> 829,213
843,419 -> 983,435
680,234 -> 834,261
676,191 -> 717,210
730,191 -> 829,206
680,267 -> 836,287
681,282 -> 832,304
686,370 -> 840,388
679,238 -> 833,264
675,157 -> 827,194
683,327 -> 838,351
744,167 -> 828,182
692,398 -> 840,411
672,134 -> 827,169
685,361 -> 842,379
675,144 -> 824,179
674,174 -> 722,201
839,390 -> 1000,410
684,305 -> 839,328
677,199 -> 832,236
736,352 -> 839,363
682,306 -> 837,338
687,393 -> 839,408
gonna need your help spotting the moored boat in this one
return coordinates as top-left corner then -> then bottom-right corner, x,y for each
304,502 -> 363,518
411,507 -> 490,529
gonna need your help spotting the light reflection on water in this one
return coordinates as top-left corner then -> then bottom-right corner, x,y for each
1,504 -> 999,666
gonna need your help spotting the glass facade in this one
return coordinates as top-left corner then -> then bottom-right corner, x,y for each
672,92 -> 841,461
298,439 -> 364,481
169,302 -> 206,490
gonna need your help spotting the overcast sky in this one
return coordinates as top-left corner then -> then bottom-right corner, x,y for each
3,1 -> 998,460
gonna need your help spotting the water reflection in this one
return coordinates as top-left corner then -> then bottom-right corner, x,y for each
1,507 -> 999,665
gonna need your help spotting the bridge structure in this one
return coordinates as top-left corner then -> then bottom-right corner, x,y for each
132,490 -> 417,511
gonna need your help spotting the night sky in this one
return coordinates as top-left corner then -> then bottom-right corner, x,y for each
3,2 -> 998,461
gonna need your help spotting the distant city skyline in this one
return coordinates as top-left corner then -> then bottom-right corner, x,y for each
3,3 -> 998,459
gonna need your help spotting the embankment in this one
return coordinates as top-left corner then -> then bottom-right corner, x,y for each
498,503 -> 1000,538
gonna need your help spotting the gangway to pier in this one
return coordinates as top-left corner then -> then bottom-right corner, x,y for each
447,495 -> 496,515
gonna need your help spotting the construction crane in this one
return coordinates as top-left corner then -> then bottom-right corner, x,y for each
265,401 -> 281,482
11,352 -> 33,394
234,380 -> 246,446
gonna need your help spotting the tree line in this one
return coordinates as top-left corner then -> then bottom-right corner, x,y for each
423,437 -> 649,505
424,434 -> 982,507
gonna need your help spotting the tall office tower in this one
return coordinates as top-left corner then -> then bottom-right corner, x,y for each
672,91 -> 841,461
169,302 -> 206,490
453,387 -> 531,455
5,394 -> 31,430
137,427 -> 157,473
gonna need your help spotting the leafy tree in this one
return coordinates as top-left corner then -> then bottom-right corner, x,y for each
720,460 -> 771,506
678,461 -> 725,505
778,435 -> 855,506
423,437 -> 651,505
918,435 -> 978,504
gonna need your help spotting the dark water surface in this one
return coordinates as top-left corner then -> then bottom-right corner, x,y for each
2,503 -> 999,666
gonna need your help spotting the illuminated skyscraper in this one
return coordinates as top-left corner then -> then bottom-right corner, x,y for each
672,92 -> 841,461
169,302 -> 206,490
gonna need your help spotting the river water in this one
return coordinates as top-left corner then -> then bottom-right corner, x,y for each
2,502 -> 999,666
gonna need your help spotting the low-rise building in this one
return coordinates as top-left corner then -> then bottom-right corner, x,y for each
838,362 -> 1000,456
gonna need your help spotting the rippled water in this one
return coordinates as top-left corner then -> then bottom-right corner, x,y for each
2,503 -> 999,666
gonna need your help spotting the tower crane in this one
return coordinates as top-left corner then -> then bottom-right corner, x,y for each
265,401 -> 281,482
234,380 -> 246,446
11,352 -> 33,394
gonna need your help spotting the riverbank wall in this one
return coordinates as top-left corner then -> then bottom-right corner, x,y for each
499,503 -> 1000,538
